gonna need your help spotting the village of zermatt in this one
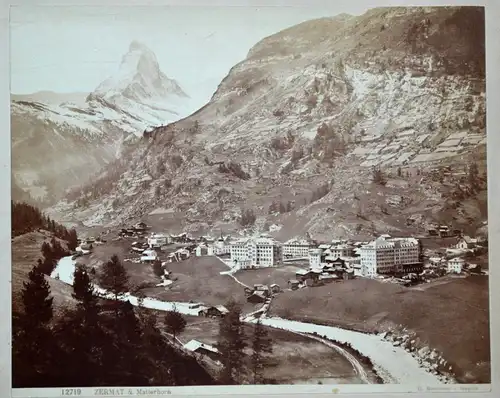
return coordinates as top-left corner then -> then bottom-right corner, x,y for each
11,5 -> 489,391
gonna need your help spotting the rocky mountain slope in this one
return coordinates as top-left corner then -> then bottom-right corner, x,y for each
52,6 -> 487,240
11,41 -> 191,205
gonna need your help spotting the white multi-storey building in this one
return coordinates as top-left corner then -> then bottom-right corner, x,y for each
328,243 -> 355,259
283,238 -> 313,258
448,258 -> 465,273
230,236 -> 283,268
360,236 -> 420,277
309,248 -> 323,268
148,233 -> 170,248
195,244 -> 214,257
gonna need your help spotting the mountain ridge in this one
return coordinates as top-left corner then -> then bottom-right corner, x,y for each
50,7 -> 487,240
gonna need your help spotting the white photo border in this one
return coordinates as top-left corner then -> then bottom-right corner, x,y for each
1,0 -> 498,397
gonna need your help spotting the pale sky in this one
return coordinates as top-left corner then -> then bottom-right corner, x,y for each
10,5 -> 369,105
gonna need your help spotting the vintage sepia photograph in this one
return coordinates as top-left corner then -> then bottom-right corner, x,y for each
9,2 -> 490,394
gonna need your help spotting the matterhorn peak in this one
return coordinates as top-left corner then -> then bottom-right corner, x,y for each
92,40 -> 188,103
128,40 -> 150,52
119,40 -> 161,81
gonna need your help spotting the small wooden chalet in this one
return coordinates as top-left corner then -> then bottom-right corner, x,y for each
456,235 -> 476,250
247,291 -> 267,303
244,287 -> 254,296
253,284 -> 270,297
183,340 -> 221,362
270,284 -> 280,294
198,305 -> 229,318
288,280 -> 300,290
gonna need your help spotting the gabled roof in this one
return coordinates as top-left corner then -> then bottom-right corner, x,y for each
249,291 -> 266,299
142,249 -> 158,257
183,340 -> 219,354
284,238 -> 312,245
215,305 -> 229,314
461,235 -> 474,243
319,274 -> 339,280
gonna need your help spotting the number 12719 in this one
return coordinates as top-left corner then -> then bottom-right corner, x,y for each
62,389 -> 82,396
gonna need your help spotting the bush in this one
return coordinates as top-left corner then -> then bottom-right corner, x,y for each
171,155 -> 183,169
239,208 -> 256,226
291,148 -> 304,163
372,167 -> 387,186
218,162 -> 250,180
306,95 -> 318,109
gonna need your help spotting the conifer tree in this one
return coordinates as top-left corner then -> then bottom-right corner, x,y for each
468,162 -> 480,191
268,201 -> 278,214
73,265 -> 100,324
13,263 -> 55,387
251,319 -> 273,384
372,167 -> 387,186
99,254 -> 129,302
153,259 -> 164,278
41,241 -> 53,262
67,228 -> 78,251
217,299 -> 247,384
164,306 -> 187,341
22,263 -> 54,326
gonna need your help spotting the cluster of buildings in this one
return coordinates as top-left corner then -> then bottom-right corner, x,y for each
225,234 -> 423,278
125,223 -> 484,279
244,283 -> 281,303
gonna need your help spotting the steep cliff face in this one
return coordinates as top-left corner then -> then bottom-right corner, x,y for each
54,7 -> 487,239
11,42 -> 191,205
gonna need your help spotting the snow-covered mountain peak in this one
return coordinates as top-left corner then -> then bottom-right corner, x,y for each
93,41 -> 188,103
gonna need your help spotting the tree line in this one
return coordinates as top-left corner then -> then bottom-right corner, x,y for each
13,253 -> 275,387
268,200 -> 294,214
12,201 -> 78,249
38,238 -> 71,276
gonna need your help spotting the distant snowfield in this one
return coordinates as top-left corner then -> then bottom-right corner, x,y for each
52,256 -> 444,385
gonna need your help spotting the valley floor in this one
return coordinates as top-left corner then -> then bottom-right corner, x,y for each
12,228 -> 490,385
49,252 -> 446,386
